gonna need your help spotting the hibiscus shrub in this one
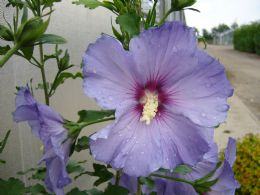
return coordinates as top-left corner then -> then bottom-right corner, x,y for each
233,134 -> 260,195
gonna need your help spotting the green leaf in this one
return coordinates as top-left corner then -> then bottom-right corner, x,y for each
104,184 -> 129,195
19,46 -> 34,60
171,0 -> 196,11
0,45 -> 11,55
139,177 -> 155,190
195,161 -> 222,185
185,7 -> 200,12
6,0 -> 24,9
145,0 -> 158,29
0,159 -> 6,164
0,24 -> 13,41
17,168 -> 36,175
172,164 -> 193,175
59,50 -> 70,70
27,183 -> 49,195
17,17 -> 49,45
35,82 -> 50,91
0,178 -> 27,194
50,72 -> 82,95
21,6 -> 28,24
111,24 -> 123,43
44,45 -> 63,62
194,179 -> 218,194
111,0 -> 124,12
116,13 -> 141,38
86,188 -> 103,195
77,110 -> 115,124
75,163 -> 114,186
67,188 -> 104,195
42,0 -> 61,9
66,188 -> 88,195
31,167 -> 46,181
35,34 -> 67,45
73,0 -> 103,9
0,129 -> 11,153
67,160 -> 86,174
75,136 -> 90,152
92,164 -> 114,186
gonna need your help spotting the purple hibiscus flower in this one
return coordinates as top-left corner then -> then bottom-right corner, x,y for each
12,87 -> 71,195
83,21 -> 233,176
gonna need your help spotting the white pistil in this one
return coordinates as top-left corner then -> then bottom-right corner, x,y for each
140,90 -> 159,125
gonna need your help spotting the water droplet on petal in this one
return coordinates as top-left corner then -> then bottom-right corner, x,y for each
201,113 -> 206,117
217,104 -> 229,112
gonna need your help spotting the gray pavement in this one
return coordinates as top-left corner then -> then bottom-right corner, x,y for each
205,45 -> 260,148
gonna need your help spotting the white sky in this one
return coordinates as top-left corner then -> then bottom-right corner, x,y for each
185,0 -> 260,33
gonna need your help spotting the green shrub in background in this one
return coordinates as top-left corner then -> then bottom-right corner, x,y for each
233,134 -> 260,195
254,31 -> 260,55
233,22 -> 260,55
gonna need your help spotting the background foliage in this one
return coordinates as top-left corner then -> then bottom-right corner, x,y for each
233,22 -> 260,55
233,134 -> 260,195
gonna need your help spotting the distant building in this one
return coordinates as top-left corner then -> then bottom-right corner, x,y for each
142,0 -> 186,23
213,29 -> 234,45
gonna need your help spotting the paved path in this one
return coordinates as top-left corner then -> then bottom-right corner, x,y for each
205,45 -> 260,148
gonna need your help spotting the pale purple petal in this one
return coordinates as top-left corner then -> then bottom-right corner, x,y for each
90,106 -> 211,176
224,138 -> 236,166
117,174 -> 137,194
15,86 -> 36,107
187,143 -> 218,180
168,50 -> 233,127
156,110 -> 211,169
13,87 -> 65,142
44,156 -> 71,195
129,22 -> 198,84
209,160 -> 239,194
90,107 -> 163,176
12,105 -> 39,122
83,35 -> 138,109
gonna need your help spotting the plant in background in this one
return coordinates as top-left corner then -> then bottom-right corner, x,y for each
233,22 -> 260,55
0,0 -> 241,194
233,134 -> 260,195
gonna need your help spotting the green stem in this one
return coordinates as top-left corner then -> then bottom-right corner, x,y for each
158,9 -> 173,26
79,116 -> 116,129
66,116 -> 115,139
115,170 -> 121,186
151,173 -> 194,186
136,179 -> 142,195
48,70 -> 61,97
0,43 -> 21,68
14,7 -> 19,35
39,44 -> 50,105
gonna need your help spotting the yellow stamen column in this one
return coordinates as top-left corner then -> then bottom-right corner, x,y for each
140,91 -> 159,125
